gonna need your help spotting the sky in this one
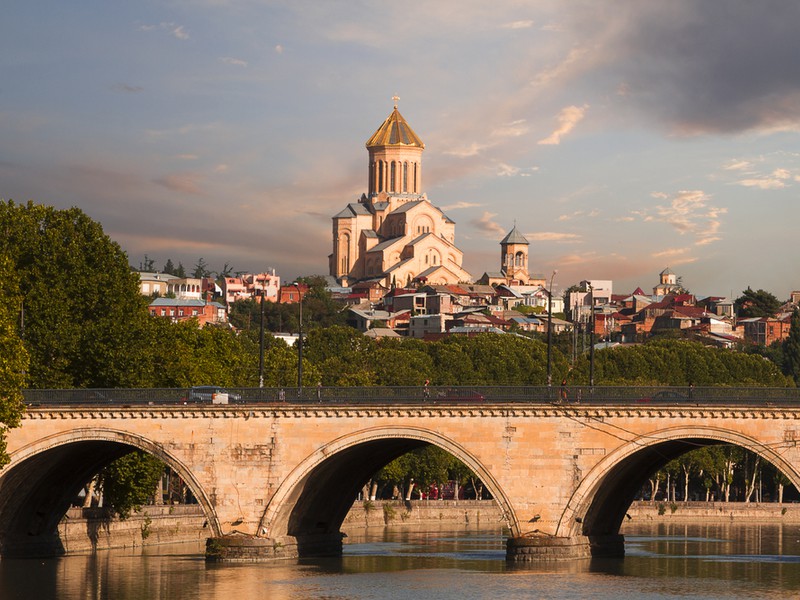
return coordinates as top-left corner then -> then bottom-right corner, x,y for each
2,1 -> 800,300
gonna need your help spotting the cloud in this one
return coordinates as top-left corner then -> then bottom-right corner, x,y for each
558,209 -> 600,221
153,172 -> 205,195
528,232 -> 582,243
444,142 -> 492,158
220,57 -> 248,67
723,160 -> 753,171
502,20 -> 535,30
634,190 -> 726,245
110,83 -> 144,93
562,2 -> 800,134
441,201 -> 481,211
652,247 -> 690,259
736,177 -> 787,190
275,44 -> 284,54
139,22 -> 189,41
538,104 -> 588,145
470,211 -> 506,237
495,163 -> 519,177
491,119 -> 529,138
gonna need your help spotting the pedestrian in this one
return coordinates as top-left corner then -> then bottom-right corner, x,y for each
560,379 -> 568,403
278,388 -> 285,402
423,379 -> 430,400
316,381 -> 322,402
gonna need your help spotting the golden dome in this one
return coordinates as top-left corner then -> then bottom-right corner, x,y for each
366,107 -> 425,149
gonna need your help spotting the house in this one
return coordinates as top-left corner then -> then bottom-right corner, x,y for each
148,298 -> 227,327
279,283 -> 309,304
409,313 -> 450,338
222,271 -> 280,306
740,314 -> 793,346
137,272 -> 178,296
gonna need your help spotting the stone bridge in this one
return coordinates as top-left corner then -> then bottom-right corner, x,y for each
2,388 -> 800,561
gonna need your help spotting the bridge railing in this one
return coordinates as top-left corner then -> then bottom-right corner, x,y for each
20,385 -> 800,407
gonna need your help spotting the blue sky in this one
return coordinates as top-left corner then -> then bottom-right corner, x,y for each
3,1 -> 799,300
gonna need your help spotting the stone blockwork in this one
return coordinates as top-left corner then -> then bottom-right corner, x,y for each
4,402 -> 800,560
58,505 -> 207,553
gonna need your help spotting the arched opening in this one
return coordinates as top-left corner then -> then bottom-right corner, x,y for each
259,428 -> 513,557
0,432 -> 217,558
563,430 -> 800,556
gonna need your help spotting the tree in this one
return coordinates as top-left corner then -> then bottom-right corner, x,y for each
162,258 -> 176,275
735,287 -> 782,318
0,253 -> 28,467
138,255 -> 155,272
192,257 -> 211,279
175,262 -> 187,278
100,451 -> 165,519
783,309 -> 800,385
0,200 -> 153,388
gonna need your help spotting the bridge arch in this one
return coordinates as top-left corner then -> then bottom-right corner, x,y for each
0,428 -> 220,557
557,425 -> 800,541
259,425 -> 516,544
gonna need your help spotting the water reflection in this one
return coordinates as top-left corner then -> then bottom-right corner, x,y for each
2,523 -> 800,599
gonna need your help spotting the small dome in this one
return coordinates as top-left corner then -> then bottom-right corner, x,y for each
366,107 -> 425,149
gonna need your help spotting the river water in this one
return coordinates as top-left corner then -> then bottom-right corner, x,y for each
2,523 -> 800,599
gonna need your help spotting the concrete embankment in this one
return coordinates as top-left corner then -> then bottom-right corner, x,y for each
626,500 -> 800,523
58,500 -> 800,553
341,499 -> 506,531
58,505 -> 207,553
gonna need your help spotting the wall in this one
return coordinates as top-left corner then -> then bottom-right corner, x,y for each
57,505 -> 207,553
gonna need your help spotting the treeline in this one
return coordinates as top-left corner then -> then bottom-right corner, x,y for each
644,445 -> 795,504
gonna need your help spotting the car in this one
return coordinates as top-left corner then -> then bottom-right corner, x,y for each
185,386 -> 242,404
437,388 -> 486,401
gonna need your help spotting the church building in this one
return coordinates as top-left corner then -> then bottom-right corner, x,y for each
329,102 -> 472,288
477,225 -> 545,287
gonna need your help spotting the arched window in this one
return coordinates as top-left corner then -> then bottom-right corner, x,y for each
378,162 -> 384,192
390,161 -> 397,192
403,162 -> 408,192
413,163 -> 418,193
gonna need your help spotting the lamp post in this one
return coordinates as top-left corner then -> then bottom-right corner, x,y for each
546,270 -> 557,387
293,282 -> 303,391
258,282 -> 265,388
588,283 -> 595,388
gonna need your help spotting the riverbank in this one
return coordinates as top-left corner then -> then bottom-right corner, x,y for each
57,505 -> 207,553
626,500 -> 800,523
56,499 -> 800,552
341,499 -> 506,531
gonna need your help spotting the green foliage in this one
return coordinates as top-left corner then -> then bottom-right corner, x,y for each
100,451 -> 164,519
735,287 -> 782,318
571,339 -> 791,386
0,253 -> 28,466
0,200 -> 152,388
783,309 -> 800,385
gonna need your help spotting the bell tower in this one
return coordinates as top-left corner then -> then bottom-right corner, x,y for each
365,97 -> 425,197
500,225 -> 530,283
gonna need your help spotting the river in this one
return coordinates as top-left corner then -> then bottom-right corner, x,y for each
2,523 -> 800,599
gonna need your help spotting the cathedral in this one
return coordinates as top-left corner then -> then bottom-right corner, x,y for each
329,102 -> 473,288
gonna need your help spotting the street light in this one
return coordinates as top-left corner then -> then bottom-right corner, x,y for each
293,282 -> 304,391
258,281 -> 266,388
588,283 -> 595,388
546,270 -> 558,387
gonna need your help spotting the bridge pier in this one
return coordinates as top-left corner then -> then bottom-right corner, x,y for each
205,532 -> 345,562
506,534 -> 624,561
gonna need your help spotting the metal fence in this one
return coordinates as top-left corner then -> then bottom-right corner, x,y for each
20,385 -> 800,407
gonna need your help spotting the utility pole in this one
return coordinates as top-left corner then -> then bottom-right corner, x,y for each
589,283 -> 595,388
258,283 -> 265,388
546,270 -> 557,387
